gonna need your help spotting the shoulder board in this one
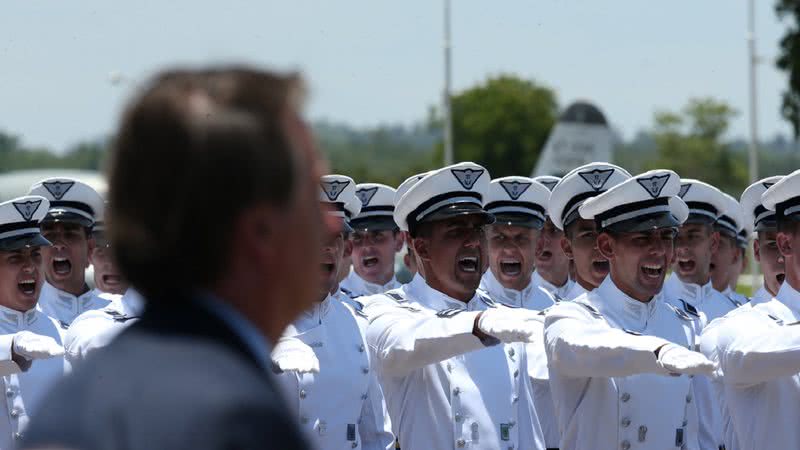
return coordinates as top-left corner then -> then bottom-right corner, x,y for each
552,292 -> 564,303
436,308 -> 465,318
478,293 -> 497,308
384,291 -> 406,303
347,299 -> 369,319
537,306 -> 552,316
725,294 -> 742,308
679,299 -> 700,318
666,303 -> 693,322
58,320 -> 70,330
104,309 -> 139,323
396,304 -> 423,313
623,328 -> 642,336
575,301 -> 602,318
339,287 -> 358,299
767,314 -> 784,326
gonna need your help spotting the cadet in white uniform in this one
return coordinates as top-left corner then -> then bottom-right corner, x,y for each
0,196 -> 66,447
340,183 -> 404,299
709,168 -> 800,450
87,206 -> 128,296
532,176 -> 574,299
479,176 -> 553,309
364,162 -> 547,450
545,170 -> 715,450
28,178 -> 110,328
710,193 -> 749,306
272,175 -> 394,450
741,176 -> 786,304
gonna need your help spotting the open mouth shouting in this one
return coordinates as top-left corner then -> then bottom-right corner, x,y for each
777,273 -> 786,284
592,259 -> 610,274
676,257 -> 696,274
641,263 -> 664,279
457,256 -> 479,273
52,256 -> 72,278
17,278 -> 36,296
362,256 -> 379,268
102,274 -> 122,287
500,258 -> 522,277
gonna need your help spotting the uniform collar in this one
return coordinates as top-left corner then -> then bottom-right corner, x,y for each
774,281 -> 800,319
532,270 -> 573,298
751,285 -> 776,306
479,269 -> 535,307
410,274 -> 483,312
564,281 -> 589,301
594,275 -> 659,330
41,281 -> 95,307
0,303 -> 38,328
664,272 -> 716,306
344,270 -> 399,296
301,293 -> 335,325
120,288 -> 145,316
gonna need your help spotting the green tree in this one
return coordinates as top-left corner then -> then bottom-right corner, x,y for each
433,75 -> 558,178
776,0 -> 800,137
645,98 -> 748,195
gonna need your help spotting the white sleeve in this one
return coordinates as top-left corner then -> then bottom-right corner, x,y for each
358,373 -> 395,450
0,334 -> 23,376
544,305 -> 672,378
64,316 -> 120,366
717,313 -> 800,387
364,299 -> 490,377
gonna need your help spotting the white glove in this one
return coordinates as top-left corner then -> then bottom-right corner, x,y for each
12,331 -> 65,360
272,337 -> 320,374
656,343 -> 716,376
477,306 -> 545,344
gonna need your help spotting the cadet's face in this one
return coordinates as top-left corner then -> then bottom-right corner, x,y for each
487,224 -> 538,291
90,245 -> 128,295
673,223 -> 717,285
755,230 -> 784,295
601,228 -> 676,301
0,246 -> 44,312
564,219 -> 609,290
535,218 -> 570,286
777,222 -> 800,287
319,226 -> 347,298
41,222 -> 92,294
710,235 -> 738,291
350,230 -> 403,285
419,215 -> 488,300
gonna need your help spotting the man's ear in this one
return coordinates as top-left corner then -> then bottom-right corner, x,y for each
709,230 -> 721,254
413,236 -> 431,262
393,231 -> 404,252
343,239 -> 353,259
777,231 -> 794,259
753,239 -> 761,262
85,237 -> 96,270
596,233 -> 614,261
560,236 -> 574,259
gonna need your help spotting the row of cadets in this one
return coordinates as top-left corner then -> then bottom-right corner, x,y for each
531,176 -> 574,299
544,169 -> 715,450
28,178 -> 111,328
340,183 -> 404,299
702,168 -> 800,450
0,196 -> 66,447
363,162 -> 547,450
271,174 -> 395,450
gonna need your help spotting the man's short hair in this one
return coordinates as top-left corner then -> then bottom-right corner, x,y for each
109,67 -> 305,299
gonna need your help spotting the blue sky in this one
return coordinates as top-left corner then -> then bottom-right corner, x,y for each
0,1 -> 792,151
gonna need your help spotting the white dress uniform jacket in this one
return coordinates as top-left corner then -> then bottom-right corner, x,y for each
748,285 -> 774,305
479,269 -> 559,448
274,294 -> 394,450
64,289 -> 145,366
364,274 -> 544,450
340,270 -> 401,299
720,287 -> 748,308
532,271 -> 573,300
713,281 -> 800,450
544,276 -> 700,450
37,281 -> 111,329
562,282 -> 588,302
0,304 -> 65,447
662,273 -> 738,450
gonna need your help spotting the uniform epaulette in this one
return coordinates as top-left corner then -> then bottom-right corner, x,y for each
552,293 -> 564,303
725,294 -> 742,308
623,328 -> 642,336
346,299 -> 369,319
58,321 -> 70,330
678,299 -> 700,318
478,293 -> 497,308
575,301 -> 602,318
767,314 -> 784,326
436,308 -> 465,318
105,310 -> 138,323
384,291 -> 406,303
667,303 -> 693,322
339,287 -> 358,299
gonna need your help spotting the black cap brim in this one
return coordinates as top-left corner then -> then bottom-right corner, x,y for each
754,220 -> 777,232
491,213 -> 544,230
0,233 -> 52,252
350,216 -> 399,232
604,212 -> 681,233
43,211 -> 93,229
421,203 -> 495,226
684,214 -> 717,225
